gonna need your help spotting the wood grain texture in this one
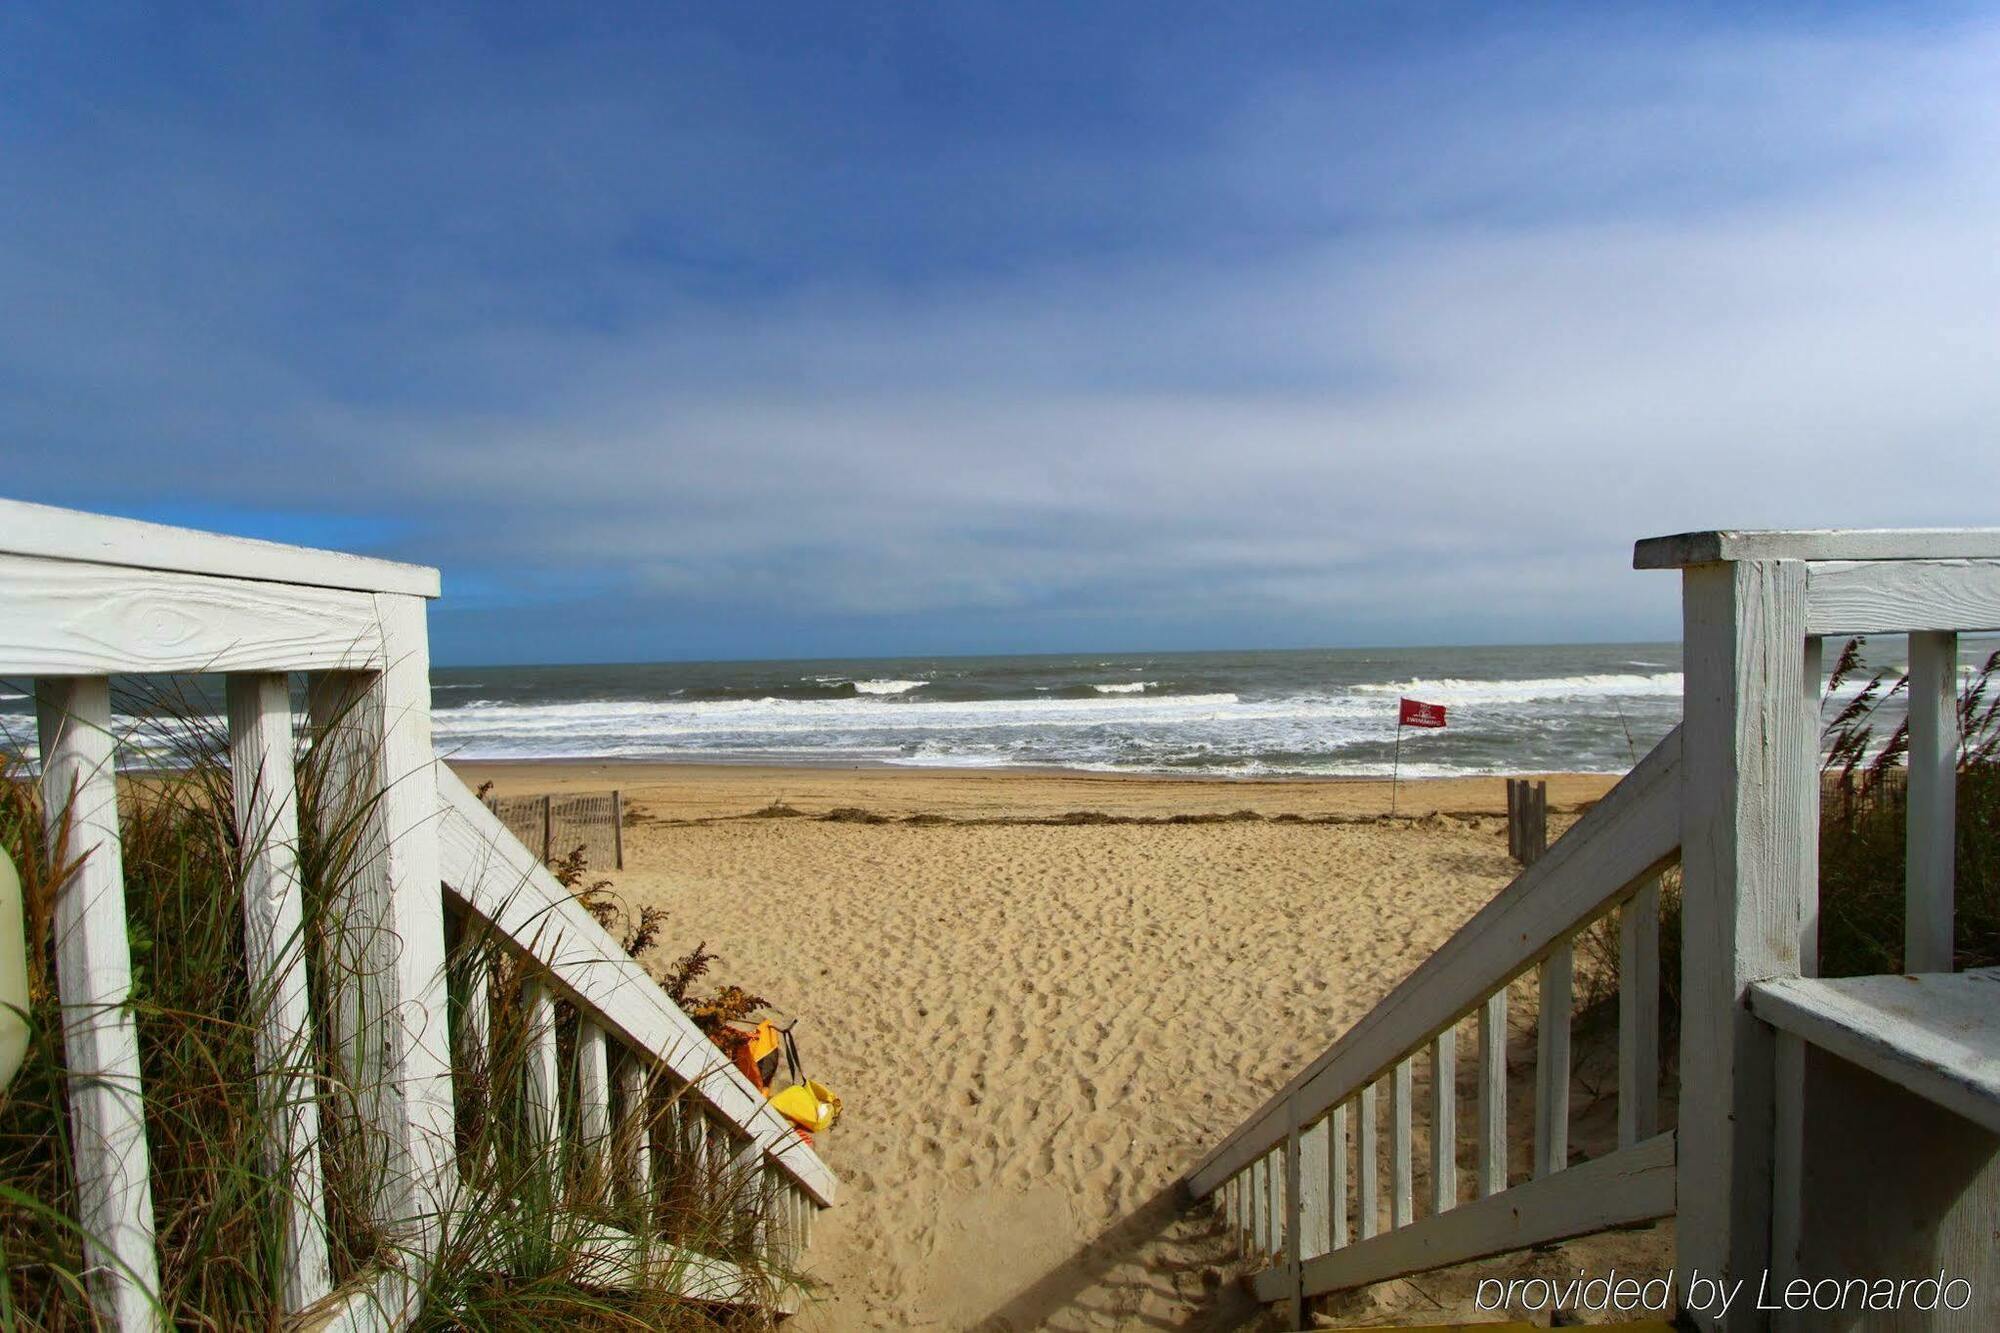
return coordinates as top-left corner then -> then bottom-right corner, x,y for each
1299,1114 -> 1330,1260
617,1058 -> 652,1201
1751,969 -> 2000,1135
35,677 -> 162,1329
1358,1082 -> 1379,1241
1430,1030 -> 1457,1213
0,554 -> 385,676
435,766 -> 837,1206
1282,1114 -> 1302,1326
1906,630 -> 1959,972
577,1020 -> 612,1182
226,672 -> 332,1311
1534,942 -> 1573,1177
1477,991 -> 1507,1198
1675,558 -> 1812,1317
1805,557 -> 2000,634
0,495 -> 439,596
1252,1132 -> 1677,1303
1636,527 -> 2000,569
1390,1057 -> 1414,1228
1617,879 -> 1661,1149
1185,726 -> 1681,1196
1329,1101 -> 1349,1250
524,979 -> 561,1160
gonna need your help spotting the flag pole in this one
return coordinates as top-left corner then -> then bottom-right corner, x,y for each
1391,716 -> 1403,815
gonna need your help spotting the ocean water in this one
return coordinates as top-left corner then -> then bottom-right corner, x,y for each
426,644 -> 1689,777
4,637 -> 1988,777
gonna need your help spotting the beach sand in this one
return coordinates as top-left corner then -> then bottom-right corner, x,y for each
450,762 -> 1670,1329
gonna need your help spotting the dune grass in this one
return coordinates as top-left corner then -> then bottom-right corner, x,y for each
0,683 -> 795,1329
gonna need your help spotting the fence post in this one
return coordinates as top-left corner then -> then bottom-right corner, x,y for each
1506,779 -> 1520,860
541,793 -> 553,864
612,789 -> 624,869
1674,556 -> 1812,1326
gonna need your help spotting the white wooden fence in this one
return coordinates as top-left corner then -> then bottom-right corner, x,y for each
1186,528 -> 2000,1329
1,498 -> 834,1328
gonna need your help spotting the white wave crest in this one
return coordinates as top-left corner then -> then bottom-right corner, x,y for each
854,679 -> 925,695
1352,673 -> 1683,704
1091,681 -> 1156,695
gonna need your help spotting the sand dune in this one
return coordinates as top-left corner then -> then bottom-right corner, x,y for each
451,763 -> 1660,1329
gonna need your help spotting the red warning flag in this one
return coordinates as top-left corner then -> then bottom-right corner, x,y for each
1398,697 -> 1448,729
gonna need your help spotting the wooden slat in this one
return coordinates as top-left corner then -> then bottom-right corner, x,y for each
1676,557 -> 1814,1309
1299,1114 -> 1330,1260
1534,941 -> 1572,1177
0,495 -> 440,596
1751,970 -> 2000,1135
578,1020 -> 612,1183
1358,1081 -> 1379,1240
1184,726 -> 1680,1196
1282,1115 -> 1302,1327
1772,634 -> 1823,1286
433,766 -> 838,1206
1390,1058 -> 1413,1228
1477,991 -> 1507,1198
524,978 -> 560,1160
1906,630 -> 1959,972
1618,878 -> 1661,1149
1329,1101 -> 1349,1250
1430,1030 -> 1456,1213
1251,1132 -> 1677,1303
1265,1147 -> 1283,1259
1804,557 -> 2000,634
35,677 -> 162,1327
0,553 -> 385,676
617,1057 -> 652,1202
1636,527 -> 2000,569
226,672 -> 332,1311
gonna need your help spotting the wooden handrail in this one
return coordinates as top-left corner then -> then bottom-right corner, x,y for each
1185,725 -> 1682,1199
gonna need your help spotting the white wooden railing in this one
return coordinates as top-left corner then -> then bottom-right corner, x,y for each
1188,527 -> 2000,1329
2,498 -> 835,1329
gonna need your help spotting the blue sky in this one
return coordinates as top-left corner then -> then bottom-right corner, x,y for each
5,4 -> 1997,665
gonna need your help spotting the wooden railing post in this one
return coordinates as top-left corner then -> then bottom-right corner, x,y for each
1906,630 -> 1958,972
1533,942 -> 1572,1177
1477,990 -> 1507,1197
36,678 -> 163,1328
225,672 -> 332,1311
1675,556 -> 1812,1324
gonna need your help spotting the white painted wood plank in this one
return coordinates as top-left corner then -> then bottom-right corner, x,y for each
1617,878 -> 1661,1149
433,766 -> 837,1206
524,978 -> 561,1163
1185,726 -> 1681,1197
0,496 -> 440,596
226,672 -> 332,1311
1477,990 -> 1506,1198
368,596 -> 456,1251
1329,1101 -> 1349,1250
0,554 -> 385,677
1750,969 -> 2000,1135
1249,1154 -> 1268,1256
35,677 -> 162,1328
1299,1115 -> 1330,1260
1636,527 -> 2000,569
1390,1057 -> 1413,1228
1805,558 -> 2000,635
577,1019 -> 612,1185
1267,1147 -> 1284,1259
1358,1082 -> 1379,1240
1906,631 -> 1959,972
1251,1132 -> 1677,1303
305,671 -> 400,1237
1282,1115 -> 1302,1327
1430,1029 -> 1456,1213
1534,941 -> 1572,1177
1675,558 -> 1813,1314
617,1057 -> 652,1203
1773,635 -> 1822,1288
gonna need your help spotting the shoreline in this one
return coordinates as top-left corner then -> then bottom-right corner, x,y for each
446,757 -> 1621,822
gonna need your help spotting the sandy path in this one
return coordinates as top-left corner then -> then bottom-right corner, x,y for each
447,764 -> 1660,1328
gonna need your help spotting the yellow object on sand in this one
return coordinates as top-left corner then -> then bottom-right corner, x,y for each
770,1079 -> 842,1134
